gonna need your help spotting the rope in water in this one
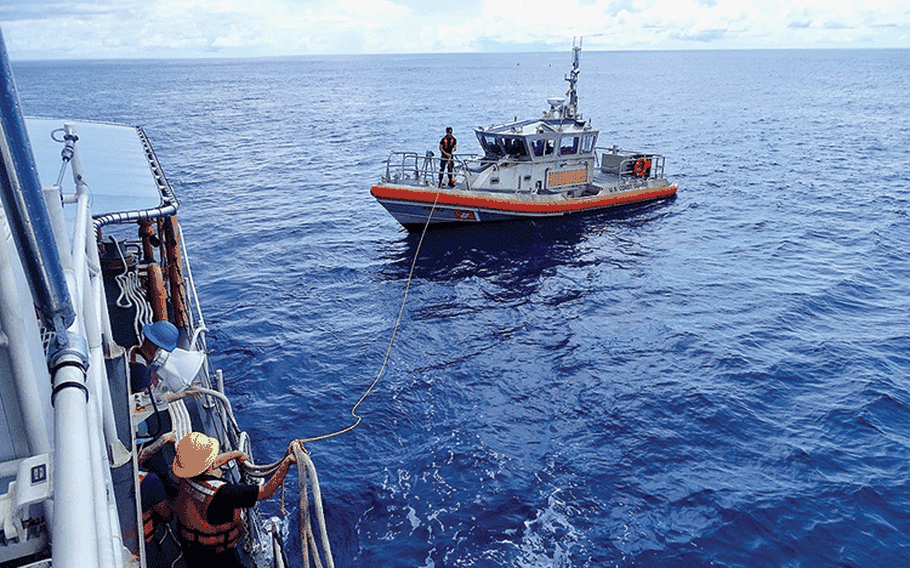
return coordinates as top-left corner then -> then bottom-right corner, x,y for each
292,190 -> 442,446
238,190 -> 442,568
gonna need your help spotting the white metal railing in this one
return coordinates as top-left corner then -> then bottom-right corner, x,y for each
382,151 -> 485,190
383,150 -> 667,192
59,123 -> 124,568
595,147 -> 666,181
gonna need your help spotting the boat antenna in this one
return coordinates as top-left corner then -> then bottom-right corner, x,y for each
564,37 -> 582,119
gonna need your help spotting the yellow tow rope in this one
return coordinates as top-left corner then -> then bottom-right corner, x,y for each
241,191 -> 443,568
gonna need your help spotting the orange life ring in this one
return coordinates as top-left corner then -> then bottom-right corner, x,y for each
634,157 -> 650,178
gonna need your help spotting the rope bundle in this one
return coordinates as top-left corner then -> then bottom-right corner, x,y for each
111,239 -> 154,340
237,440 -> 334,568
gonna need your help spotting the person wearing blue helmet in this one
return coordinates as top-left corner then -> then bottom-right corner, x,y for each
130,321 -> 180,392
144,321 -> 179,352
137,320 -> 178,361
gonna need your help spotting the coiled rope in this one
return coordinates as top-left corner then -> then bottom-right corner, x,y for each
111,237 -> 154,340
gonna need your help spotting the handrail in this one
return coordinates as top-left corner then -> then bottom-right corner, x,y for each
382,149 -> 668,194
62,123 -> 123,568
92,126 -> 178,229
294,443 -> 335,568
382,151 -> 484,190
0,34 -> 75,337
595,146 -> 666,181
0,29 -> 101,568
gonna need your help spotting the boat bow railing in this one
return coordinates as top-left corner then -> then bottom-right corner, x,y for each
382,151 -> 483,190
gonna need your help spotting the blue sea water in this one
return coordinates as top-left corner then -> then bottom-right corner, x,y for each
13,48 -> 910,567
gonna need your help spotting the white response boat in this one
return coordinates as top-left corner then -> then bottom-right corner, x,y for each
371,42 -> 678,231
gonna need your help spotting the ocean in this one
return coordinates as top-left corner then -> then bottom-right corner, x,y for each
13,48 -> 910,567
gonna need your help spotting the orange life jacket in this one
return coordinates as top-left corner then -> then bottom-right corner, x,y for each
440,134 -> 456,155
174,477 -> 245,553
142,509 -> 156,543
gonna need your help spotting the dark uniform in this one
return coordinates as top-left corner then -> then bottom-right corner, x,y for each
439,127 -> 457,187
140,470 -> 183,568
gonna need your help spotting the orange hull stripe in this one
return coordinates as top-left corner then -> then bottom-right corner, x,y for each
370,184 -> 678,214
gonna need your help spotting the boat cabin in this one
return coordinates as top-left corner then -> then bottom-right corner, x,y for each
467,93 -> 600,194
474,118 -> 599,164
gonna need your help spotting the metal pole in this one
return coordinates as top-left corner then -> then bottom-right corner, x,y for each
0,29 -> 99,568
0,29 -> 75,334
51,359 -> 100,568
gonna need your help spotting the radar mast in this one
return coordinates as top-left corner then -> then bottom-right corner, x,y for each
564,37 -> 582,120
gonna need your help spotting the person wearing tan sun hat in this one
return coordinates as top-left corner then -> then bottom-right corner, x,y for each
172,432 -> 296,567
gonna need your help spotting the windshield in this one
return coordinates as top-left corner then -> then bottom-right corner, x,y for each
478,133 -> 530,160
531,137 -> 556,158
581,133 -> 597,154
559,136 -> 579,155
502,136 -> 528,159
480,133 -> 503,158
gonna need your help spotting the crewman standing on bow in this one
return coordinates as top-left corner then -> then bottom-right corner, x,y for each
439,126 -> 457,187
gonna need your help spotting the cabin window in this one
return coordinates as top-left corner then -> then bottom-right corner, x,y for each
480,134 -> 503,158
532,138 -> 556,157
581,134 -> 596,154
501,136 -> 529,159
559,136 -> 579,155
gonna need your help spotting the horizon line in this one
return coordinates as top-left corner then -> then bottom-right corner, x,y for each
11,44 -> 908,63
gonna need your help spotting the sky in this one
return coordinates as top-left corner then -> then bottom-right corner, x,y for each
1,0 -> 908,60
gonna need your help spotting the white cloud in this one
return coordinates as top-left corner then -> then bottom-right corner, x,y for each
1,0 -> 908,59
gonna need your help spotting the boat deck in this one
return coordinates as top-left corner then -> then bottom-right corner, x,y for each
379,149 -> 667,197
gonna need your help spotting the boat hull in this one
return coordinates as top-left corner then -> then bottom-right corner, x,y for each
370,182 -> 678,231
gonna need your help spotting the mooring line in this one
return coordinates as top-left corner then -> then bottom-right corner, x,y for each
291,191 -> 441,445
